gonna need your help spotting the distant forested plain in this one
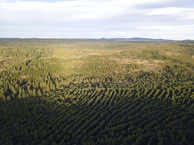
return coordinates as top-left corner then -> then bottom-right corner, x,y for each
0,39 -> 194,145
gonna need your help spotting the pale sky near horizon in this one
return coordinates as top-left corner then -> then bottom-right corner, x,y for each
0,0 -> 194,40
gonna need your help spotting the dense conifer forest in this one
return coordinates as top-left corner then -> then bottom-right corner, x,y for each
0,39 -> 194,145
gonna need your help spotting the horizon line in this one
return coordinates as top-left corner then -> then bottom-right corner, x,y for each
0,37 -> 193,41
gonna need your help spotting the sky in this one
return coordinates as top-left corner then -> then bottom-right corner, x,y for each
0,0 -> 194,40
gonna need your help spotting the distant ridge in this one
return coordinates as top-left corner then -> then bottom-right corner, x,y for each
102,37 -> 176,42
181,39 -> 194,42
0,37 -> 193,42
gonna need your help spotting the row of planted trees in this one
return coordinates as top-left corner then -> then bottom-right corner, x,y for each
0,66 -> 194,145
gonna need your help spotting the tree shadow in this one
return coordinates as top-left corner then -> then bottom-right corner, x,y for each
0,87 -> 194,145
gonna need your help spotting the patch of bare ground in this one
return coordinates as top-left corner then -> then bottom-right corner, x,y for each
20,75 -> 28,79
0,56 -> 2,59
192,56 -> 194,59
165,51 -> 181,56
0,69 -> 5,72
110,57 -> 164,71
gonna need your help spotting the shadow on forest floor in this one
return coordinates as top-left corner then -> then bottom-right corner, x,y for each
0,89 -> 194,145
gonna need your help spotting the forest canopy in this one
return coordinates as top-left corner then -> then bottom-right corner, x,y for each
0,39 -> 194,145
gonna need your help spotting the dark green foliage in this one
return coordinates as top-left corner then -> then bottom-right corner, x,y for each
0,39 -> 194,145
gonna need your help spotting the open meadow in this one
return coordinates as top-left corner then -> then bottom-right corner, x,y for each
0,39 -> 194,145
